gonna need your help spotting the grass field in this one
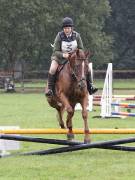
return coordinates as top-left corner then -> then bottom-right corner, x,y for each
15,79 -> 135,89
0,80 -> 135,180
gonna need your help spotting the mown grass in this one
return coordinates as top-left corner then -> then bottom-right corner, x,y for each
0,91 -> 135,179
15,79 -> 135,89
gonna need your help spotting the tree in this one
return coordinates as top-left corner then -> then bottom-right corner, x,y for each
0,0 -> 113,71
106,0 -> 135,69
0,0 -> 49,70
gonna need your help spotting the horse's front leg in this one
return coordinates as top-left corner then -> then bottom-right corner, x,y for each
66,105 -> 75,141
81,96 -> 91,144
59,93 -> 74,140
56,106 -> 65,129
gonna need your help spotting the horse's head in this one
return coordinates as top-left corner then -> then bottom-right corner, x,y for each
68,49 -> 89,90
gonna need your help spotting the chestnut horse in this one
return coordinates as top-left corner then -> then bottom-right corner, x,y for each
46,49 -> 91,143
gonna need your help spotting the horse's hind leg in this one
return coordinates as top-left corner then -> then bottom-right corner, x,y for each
56,107 -> 65,129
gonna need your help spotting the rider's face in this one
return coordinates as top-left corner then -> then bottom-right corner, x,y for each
63,27 -> 72,36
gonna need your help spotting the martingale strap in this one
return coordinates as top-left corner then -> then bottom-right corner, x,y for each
56,59 -> 68,73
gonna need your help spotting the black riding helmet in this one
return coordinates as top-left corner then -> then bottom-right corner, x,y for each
62,17 -> 74,28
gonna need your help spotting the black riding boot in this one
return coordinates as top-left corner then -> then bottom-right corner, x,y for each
86,72 -> 98,95
45,73 -> 56,97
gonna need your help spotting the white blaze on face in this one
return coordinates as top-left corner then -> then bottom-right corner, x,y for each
61,40 -> 77,53
82,61 -> 85,78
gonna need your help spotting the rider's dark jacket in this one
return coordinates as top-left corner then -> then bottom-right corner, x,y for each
51,31 -> 84,64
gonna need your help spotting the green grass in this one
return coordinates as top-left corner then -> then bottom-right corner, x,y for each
14,79 -> 135,89
94,79 -> 135,89
0,92 -> 135,179
113,79 -> 135,89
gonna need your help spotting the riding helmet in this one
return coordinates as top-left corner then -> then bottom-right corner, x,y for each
62,17 -> 74,28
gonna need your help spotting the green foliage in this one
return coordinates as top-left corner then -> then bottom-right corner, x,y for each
106,0 -> 135,69
0,0 -> 50,70
0,0 -> 112,70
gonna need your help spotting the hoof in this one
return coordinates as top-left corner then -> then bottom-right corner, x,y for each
60,124 -> 66,129
67,133 -> 75,141
84,138 -> 91,144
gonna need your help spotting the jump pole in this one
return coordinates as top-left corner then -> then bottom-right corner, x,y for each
94,95 -> 135,98
2,135 -> 135,157
0,134 -> 82,146
23,137 -> 135,155
2,128 -> 135,134
94,97 -> 135,101
112,112 -> 135,117
111,103 -> 135,108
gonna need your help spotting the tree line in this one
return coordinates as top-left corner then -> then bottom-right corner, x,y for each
0,0 -> 134,71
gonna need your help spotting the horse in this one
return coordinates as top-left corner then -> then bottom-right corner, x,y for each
46,49 -> 91,143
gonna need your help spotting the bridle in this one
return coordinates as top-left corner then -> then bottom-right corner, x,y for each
68,51 -> 87,89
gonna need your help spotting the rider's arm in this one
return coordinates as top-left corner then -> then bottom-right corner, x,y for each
76,33 -> 84,50
52,33 -> 63,59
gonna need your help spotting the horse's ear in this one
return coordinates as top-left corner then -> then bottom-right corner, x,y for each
85,51 -> 90,58
85,51 -> 94,58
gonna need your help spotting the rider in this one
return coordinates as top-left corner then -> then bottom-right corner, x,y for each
45,17 -> 98,97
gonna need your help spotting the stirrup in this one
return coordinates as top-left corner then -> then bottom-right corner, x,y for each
45,89 -> 54,97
